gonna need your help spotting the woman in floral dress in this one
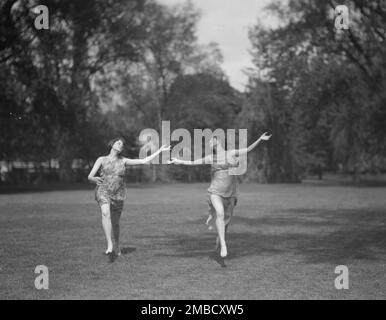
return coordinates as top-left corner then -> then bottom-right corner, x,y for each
88,137 -> 170,262
169,132 -> 271,258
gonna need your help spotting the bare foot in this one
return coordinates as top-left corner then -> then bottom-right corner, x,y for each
220,244 -> 227,258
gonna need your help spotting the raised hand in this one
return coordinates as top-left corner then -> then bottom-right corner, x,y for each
160,144 -> 171,152
260,132 -> 272,141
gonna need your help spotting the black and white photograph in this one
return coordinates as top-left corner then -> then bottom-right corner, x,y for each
0,0 -> 385,304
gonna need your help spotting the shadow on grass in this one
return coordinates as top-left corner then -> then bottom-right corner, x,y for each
0,182 -> 156,194
0,183 -> 94,194
149,208 -> 386,264
302,178 -> 386,188
209,252 -> 227,268
121,247 -> 136,255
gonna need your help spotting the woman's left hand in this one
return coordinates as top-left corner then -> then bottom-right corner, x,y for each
260,132 -> 272,141
160,144 -> 171,152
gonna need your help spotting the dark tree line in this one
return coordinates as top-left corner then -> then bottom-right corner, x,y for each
1,0 -> 385,185
1,0 -> 148,181
0,0 -> 238,184
239,0 -> 386,182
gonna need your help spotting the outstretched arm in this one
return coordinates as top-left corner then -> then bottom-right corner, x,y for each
124,145 -> 171,165
88,157 -> 104,185
168,155 -> 213,165
230,132 -> 272,157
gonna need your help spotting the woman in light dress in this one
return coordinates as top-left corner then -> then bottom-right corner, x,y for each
169,132 -> 271,258
88,137 -> 170,262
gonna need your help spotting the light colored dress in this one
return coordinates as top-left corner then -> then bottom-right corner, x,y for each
207,154 -> 238,221
95,157 -> 126,214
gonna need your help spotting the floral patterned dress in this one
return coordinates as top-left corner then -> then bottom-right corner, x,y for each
207,154 -> 239,221
95,157 -> 126,214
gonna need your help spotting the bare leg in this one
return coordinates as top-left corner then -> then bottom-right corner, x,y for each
111,202 -> 123,255
210,194 -> 227,257
205,214 -> 212,225
111,217 -> 120,255
224,197 -> 235,235
206,214 -> 214,230
225,213 -> 232,233
225,221 -> 230,234
217,208 -> 232,251
215,236 -> 220,250
100,203 -> 113,253
111,200 -> 123,255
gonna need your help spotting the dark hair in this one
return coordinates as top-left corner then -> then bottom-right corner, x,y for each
211,135 -> 225,153
211,135 -> 223,145
107,137 -> 126,152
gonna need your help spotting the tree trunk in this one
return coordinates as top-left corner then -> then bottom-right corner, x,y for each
57,132 -> 74,182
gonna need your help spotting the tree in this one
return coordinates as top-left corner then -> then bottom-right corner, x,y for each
99,0 -> 228,182
167,73 -> 242,181
243,0 -> 386,182
1,0 -> 147,181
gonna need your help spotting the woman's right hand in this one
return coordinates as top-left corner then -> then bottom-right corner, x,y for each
259,132 -> 272,141
168,158 -> 181,165
90,177 -> 103,185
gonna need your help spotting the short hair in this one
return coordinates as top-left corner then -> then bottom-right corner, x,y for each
107,137 -> 126,150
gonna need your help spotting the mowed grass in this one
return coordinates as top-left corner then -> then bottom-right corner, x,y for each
0,183 -> 385,300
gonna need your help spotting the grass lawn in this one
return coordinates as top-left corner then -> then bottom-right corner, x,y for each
0,182 -> 385,299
